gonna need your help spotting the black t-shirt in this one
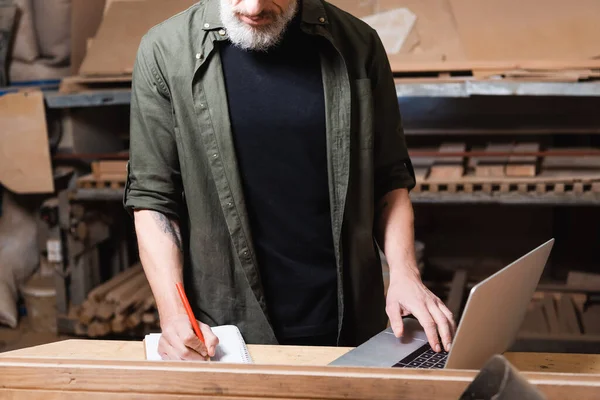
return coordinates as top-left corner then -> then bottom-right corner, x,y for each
219,18 -> 338,341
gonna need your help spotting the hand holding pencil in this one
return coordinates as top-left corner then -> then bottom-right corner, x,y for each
156,283 -> 219,361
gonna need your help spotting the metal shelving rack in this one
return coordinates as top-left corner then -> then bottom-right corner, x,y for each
46,80 -> 600,206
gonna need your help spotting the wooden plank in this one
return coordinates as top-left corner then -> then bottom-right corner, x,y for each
389,59 -> 600,74
1,357 -> 600,400
377,0 -> 467,66
557,295 -> 581,335
429,166 -> 464,180
567,271 -> 600,292
79,0 -> 198,76
532,292 -> 587,316
78,301 -> 98,325
87,321 -> 111,337
423,172 -> 600,185
95,303 -> 115,320
141,294 -> 156,312
542,294 -> 560,334
0,357 -> 475,400
3,338 -> 600,373
0,91 -> 54,193
542,148 -> 600,172
475,144 -> 512,177
411,146 -> 437,182
428,143 -> 465,180
87,263 -> 143,302
105,270 -> 148,304
448,0 -> 600,66
0,391 -> 209,400
506,143 -> 539,177
520,302 -> 548,334
77,173 -> 126,188
71,0 -> 107,75
111,314 -> 128,333
413,167 -> 429,183
142,311 -> 157,325
582,305 -> 600,335
91,160 -> 128,179
114,284 -> 152,314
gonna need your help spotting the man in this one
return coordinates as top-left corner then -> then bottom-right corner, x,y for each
124,0 -> 455,360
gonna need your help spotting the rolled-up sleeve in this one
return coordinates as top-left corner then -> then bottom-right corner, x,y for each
370,31 -> 416,203
123,36 -> 183,220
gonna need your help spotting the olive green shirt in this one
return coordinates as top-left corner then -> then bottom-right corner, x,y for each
124,0 -> 415,346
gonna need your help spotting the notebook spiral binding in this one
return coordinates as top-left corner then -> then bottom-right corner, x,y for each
234,326 -> 253,363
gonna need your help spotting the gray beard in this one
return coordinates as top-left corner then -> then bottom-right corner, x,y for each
219,0 -> 298,51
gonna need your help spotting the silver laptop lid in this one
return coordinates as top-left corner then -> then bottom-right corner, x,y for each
444,238 -> 554,369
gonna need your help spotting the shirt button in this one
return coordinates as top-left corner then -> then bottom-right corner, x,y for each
319,17 -> 325,23
213,154 -> 218,158
204,23 -> 210,28
196,53 -> 202,60
200,103 -> 206,108
227,202 -> 233,207
218,29 -> 226,36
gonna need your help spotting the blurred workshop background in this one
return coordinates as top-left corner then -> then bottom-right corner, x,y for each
1,0 -> 600,354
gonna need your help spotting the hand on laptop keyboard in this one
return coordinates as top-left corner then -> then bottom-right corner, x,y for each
386,273 -> 456,353
392,344 -> 448,369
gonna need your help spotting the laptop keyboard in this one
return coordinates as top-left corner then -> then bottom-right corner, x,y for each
392,343 -> 448,369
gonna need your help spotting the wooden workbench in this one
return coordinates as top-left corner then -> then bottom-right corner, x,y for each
1,339 -> 600,399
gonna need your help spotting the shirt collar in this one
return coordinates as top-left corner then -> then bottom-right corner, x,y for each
201,0 -> 329,31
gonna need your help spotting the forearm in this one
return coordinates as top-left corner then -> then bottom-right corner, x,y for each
374,188 -> 420,281
134,209 -> 186,325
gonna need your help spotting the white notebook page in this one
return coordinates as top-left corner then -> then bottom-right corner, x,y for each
144,325 -> 253,363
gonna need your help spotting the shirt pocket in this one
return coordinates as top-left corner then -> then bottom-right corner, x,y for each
353,78 -> 374,150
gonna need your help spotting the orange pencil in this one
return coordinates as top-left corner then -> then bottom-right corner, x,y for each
175,282 -> 205,345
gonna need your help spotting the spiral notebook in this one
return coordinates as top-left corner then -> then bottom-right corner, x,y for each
144,325 -> 253,363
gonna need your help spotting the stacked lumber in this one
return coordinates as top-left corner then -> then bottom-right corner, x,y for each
76,159 -> 128,190
91,159 -> 127,180
71,263 -> 159,337
409,145 -> 600,195
514,271 -> 600,353
519,292 -> 588,336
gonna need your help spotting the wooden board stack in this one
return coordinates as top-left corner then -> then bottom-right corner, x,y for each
410,144 -> 600,196
69,263 -> 159,337
76,160 -> 127,190
518,272 -> 600,352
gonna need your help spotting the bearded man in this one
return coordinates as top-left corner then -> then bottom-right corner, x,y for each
124,0 -> 456,360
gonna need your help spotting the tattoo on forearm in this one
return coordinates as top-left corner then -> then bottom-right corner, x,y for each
150,211 -> 183,252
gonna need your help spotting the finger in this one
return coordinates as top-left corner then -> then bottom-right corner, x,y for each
200,323 -> 220,357
411,306 -> 441,352
158,338 -> 181,361
436,299 -> 457,336
427,300 -> 453,352
158,339 -> 178,361
178,326 -> 209,359
173,340 -> 207,361
386,301 -> 404,337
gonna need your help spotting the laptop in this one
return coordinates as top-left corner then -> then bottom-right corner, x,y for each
329,238 -> 554,370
